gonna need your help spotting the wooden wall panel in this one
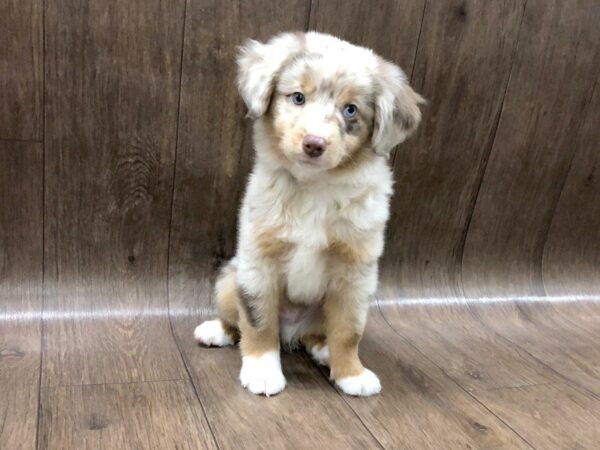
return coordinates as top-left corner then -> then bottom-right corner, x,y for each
309,0 -> 425,66
43,0 -> 187,386
0,142 -> 43,449
543,76 -> 600,296
462,0 -> 600,298
0,142 -> 43,356
379,0 -> 525,300
0,0 -> 43,140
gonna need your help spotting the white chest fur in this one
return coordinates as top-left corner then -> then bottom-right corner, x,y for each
285,233 -> 329,304
238,159 -> 393,305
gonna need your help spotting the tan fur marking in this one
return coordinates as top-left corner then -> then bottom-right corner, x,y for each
338,86 -> 359,106
328,332 -> 363,379
213,262 -> 282,359
255,226 -> 292,259
302,334 -> 327,351
261,115 -> 293,167
234,267 -> 281,357
328,239 -> 373,266
301,71 -> 316,95
332,131 -> 373,174
220,319 -> 240,342
238,305 -> 280,357
324,297 -> 364,379
215,263 -> 240,333
237,285 -> 260,328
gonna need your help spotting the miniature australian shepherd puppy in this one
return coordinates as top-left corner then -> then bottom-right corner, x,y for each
195,32 -> 424,397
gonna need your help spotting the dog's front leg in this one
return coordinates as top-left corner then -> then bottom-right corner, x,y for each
236,264 -> 285,396
324,272 -> 381,396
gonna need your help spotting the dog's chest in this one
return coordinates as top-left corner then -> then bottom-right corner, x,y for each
284,244 -> 328,304
250,174 -> 383,303
281,197 -> 339,304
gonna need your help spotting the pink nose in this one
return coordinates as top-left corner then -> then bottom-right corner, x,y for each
302,135 -> 327,158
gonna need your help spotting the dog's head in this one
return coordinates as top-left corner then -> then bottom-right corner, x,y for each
237,32 -> 424,176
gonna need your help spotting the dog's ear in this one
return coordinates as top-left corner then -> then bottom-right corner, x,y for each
372,59 -> 425,158
237,33 -> 304,118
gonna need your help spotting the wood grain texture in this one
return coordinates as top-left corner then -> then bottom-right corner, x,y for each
328,309 -> 532,449
39,380 -> 217,450
0,142 -> 43,374
0,0 -> 43,140
541,301 -> 600,340
474,383 -> 600,449
43,0 -> 188,386
380,0 -> 526,300
0,142 -> 43,450
472,301 -> 600,396
462,0 -> 600,298
0,377 -> 39,450
309,0 -> 425,65
378,302 -> 561,392
543,76 -> 600,296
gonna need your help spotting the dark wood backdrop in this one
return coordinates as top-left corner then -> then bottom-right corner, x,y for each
1,1 -> 599,446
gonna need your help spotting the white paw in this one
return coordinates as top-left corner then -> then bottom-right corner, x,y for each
194,320 -> 234,347
336,369 -> 381,396
309,344 -> 330,366
239,351 -> 286,396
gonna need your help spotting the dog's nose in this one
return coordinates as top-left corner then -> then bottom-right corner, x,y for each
302,135 -> 327,158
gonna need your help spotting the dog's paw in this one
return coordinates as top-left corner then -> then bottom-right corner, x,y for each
239,351 -> 286,396
336,369 -> 381,396
308,344 -> 330,366
194,320 -> 234,347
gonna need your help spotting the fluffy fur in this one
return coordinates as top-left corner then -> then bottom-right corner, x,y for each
195,32 -> 424,396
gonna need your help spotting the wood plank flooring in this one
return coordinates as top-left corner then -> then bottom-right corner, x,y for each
3,299 -> 600,449
38,381 -> 217,450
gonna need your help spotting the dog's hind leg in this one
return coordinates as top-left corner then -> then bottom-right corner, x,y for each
194,262 -> 239,346
302,334 -> 330,367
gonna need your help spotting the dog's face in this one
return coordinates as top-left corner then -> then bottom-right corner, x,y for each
237,32 -> 424,177
270,54 -> 375,172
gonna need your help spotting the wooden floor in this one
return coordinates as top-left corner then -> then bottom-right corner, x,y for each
1,298 -> 599,449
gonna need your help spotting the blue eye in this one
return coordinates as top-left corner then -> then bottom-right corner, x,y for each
343,104 -> 358,118
291,92 -> 305,105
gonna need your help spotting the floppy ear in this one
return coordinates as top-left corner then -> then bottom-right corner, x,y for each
372,60 -> 425,158
237,33 -> 304,118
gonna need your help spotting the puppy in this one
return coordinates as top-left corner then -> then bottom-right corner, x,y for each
194,32 -> 424,396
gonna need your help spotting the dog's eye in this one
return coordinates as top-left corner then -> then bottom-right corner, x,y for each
343,104 -> 358,118
291,92 -> 305,105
